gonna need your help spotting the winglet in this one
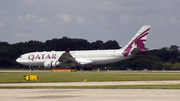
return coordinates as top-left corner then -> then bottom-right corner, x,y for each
65,48 -> 70,53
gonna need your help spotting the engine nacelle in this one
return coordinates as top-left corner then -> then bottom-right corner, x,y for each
44,61 -> 61,69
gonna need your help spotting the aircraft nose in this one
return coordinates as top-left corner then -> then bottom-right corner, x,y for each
16,58 -> 20,63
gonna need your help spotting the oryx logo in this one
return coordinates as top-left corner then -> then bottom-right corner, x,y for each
122,28 -> 150,57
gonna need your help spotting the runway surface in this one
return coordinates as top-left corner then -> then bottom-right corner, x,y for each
1,89 -> 180,101
1,81 -> 180,86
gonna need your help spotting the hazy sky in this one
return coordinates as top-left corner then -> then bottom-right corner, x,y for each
0,0 -> 180,49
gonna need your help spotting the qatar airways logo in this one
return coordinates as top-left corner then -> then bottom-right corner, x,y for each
28,54 -> 57,61
122,28 -> 149,57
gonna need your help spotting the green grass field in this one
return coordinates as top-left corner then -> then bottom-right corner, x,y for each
1,70 -> 180,89
0,71 -> 180,83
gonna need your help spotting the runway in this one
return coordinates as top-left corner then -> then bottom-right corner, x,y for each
0,89 -> 180,101
1,81 -> 180,86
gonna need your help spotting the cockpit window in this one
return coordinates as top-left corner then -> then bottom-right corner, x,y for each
19,56 -> 22,58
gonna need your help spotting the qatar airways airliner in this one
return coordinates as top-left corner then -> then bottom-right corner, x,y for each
16,26 -> 150,69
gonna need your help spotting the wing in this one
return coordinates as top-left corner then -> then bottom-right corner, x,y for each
58,48 -> 81,68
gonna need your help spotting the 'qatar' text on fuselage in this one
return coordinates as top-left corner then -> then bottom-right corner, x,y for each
28,54 -> 57,61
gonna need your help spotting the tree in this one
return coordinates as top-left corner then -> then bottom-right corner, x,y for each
99,40 -> 120,49
162,62 -> 173,70
91,40 -> 103,49
169,45 -> 179,52
172,63 -> 180,70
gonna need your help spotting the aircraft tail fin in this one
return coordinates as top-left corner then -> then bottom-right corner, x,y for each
122,26 -> 150,57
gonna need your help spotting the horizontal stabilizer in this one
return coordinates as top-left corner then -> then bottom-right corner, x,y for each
130,47 -> 147,55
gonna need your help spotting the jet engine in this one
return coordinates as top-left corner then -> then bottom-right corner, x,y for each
44,61 -> 61,69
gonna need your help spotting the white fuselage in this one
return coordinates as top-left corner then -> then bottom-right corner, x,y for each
16,49 -> 132,67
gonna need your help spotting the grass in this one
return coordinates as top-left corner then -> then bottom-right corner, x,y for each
1,71 -> 180,89
1,84 -> 180,89
0,71 -> 180,83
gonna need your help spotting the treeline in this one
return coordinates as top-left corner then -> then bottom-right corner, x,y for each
0,37 -> 180,70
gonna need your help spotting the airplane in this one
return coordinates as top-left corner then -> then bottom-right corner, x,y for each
16,26 -> 150,69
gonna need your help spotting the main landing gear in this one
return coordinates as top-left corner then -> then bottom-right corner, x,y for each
29,66 -> 33,71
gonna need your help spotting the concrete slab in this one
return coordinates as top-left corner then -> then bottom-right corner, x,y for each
1,81 -> 180,86
0,89 -> 180,101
